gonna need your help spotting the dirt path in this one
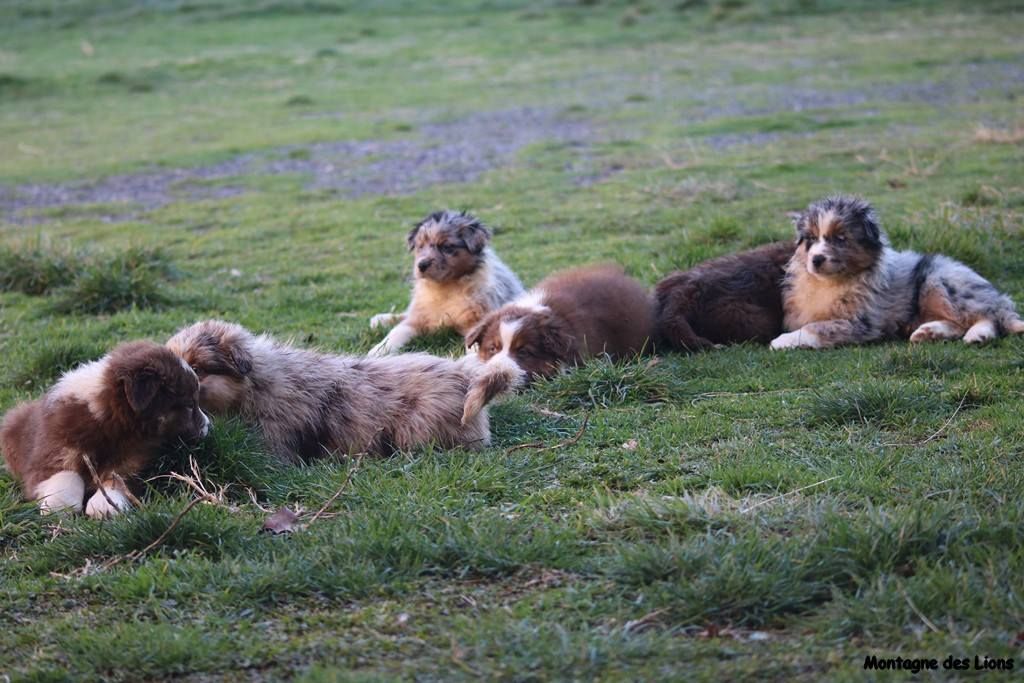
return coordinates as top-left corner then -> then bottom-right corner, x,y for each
0,107 -> 589,224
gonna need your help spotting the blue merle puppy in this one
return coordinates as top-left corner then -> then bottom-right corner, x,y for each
369,210 -> 524,356
771,195 -> 1024,350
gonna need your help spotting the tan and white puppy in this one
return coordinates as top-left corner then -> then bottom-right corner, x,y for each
369,210 -> 524,356
772,195 -> 1024,350
1,341 -> 210,518
167,320 -> 515,464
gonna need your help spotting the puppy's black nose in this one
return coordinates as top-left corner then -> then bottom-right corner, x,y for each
417,259 -> 433,273
812,254 -> 826,268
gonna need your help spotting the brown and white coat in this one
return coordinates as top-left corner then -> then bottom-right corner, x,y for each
1,342 -> 210,517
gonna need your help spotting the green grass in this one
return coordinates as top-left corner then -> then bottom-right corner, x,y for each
0,241 -> 179,313
2,0 -> 1024,680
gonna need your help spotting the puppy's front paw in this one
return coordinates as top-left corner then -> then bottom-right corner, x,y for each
35,471 -> 85,515
770,330 -> 819,350
910,320 -> 962,343
85,488 -> 131,519
963,320 -> 997,345
369,313 -> 398,330
367,339 -> 393,357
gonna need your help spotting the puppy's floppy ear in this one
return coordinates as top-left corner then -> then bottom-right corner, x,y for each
226,344 -> 253,377
197,330 -> 252,378
538,311 -> 575,360
856,207 -> 883,250
788,211 -> 806,245
406,222 -> 423,251
457,217 -> 491,255
464,319 -> 490,351
124,368 -> 162,414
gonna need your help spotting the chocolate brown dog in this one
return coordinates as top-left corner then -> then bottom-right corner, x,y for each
655,242 -> 794,351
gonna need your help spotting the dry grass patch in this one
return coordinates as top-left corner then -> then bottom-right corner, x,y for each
973,123 -> 1024,145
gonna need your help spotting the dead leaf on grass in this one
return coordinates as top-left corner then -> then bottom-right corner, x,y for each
262,507 -> 300,534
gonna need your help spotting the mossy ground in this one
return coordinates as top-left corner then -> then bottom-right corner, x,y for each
1,0 -> 1023,680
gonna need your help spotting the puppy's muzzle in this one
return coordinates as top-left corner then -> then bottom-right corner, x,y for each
417,258 -> 434,273
811,254 -> 826,269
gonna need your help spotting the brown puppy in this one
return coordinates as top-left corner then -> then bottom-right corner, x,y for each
167,320 -> 513,464
654,242 -> 794,351
369,210 -> 524,356
1,341 -> 210,518
461,264 -> 656,416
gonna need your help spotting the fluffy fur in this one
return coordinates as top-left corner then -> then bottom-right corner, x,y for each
771,195 -> 1024,350
0,341 -> 210,518
463,264 -> 656,404
369,210 -> 524,356
655,241 -> 794,351
167,320 -> 510,464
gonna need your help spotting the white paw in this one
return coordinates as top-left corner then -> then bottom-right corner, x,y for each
910,320 -> 961,343
369,313 -> 397,330
35,471 -> 85,515
367,339 -> 393,357
770,330 -> 819,350
85,488 -> 131,519
963,320 -> 997,345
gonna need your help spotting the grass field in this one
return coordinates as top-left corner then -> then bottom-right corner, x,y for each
2,0 -> 1024,680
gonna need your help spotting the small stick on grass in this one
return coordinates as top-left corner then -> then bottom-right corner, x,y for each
154,456 -> 230,505
883,392 -> 968,448
100,495 -> 207,571
903,589 -> 940,633
110,472 -> 143,508
305,454 -> 363,526
127,496 -> 206,560
505,414 -> 590,455
80,452 -> 119,511
740,476 -> 839,514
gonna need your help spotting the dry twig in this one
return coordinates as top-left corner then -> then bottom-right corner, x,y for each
100,495 -> 208,571
505,414 -> 590,455
80,452 -> 119,511
306,454 -> 364,526
882,392 -> 968,448
740,476 -> 839,514
903,590 -> 941,633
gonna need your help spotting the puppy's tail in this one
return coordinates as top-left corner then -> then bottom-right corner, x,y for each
461,355 -> 527,425
1,402 -> 36,479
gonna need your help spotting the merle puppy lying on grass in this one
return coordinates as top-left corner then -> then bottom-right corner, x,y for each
167,320 -> 517,464
772,195 -> 1024,350
1,341 -> 210,518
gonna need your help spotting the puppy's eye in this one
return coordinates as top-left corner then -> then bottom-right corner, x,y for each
441,245 -> 457,255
